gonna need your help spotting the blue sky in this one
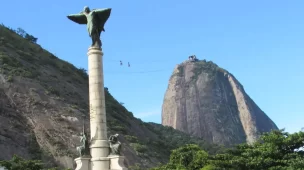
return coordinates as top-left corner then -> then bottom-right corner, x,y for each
1,0 -> 303,133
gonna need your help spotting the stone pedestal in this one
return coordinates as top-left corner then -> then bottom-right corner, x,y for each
75,157 -> 90,170
109,156 -> 128,170
91,157 -> 110,170
87,47 -> 110,170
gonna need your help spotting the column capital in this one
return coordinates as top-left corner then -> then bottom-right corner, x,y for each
88,47 -> 103,56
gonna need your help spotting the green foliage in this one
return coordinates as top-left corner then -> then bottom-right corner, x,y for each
152,129 -> 304,170
6,75 -> 13,82
200,164 -> 217,170
0,155 -> 71,170
105,90 -> 134,119
0,24 -> 88,85
192,60 -> 220,81
28,133 -> 42,160
105,90 -> 135,136
15,27 -> 37,43
124,135 -> 139,143
17,50 -> 36,62
152,144 -> 209,170
45,86 -> 60,96
0,155 -> 42,170
145,123 -> 223,155
76,68 -> 88,80
171,60 -> 227,82
0,53 -> 22,67
0,52 -> 40,79
46,168 -> 71,170
210,129 -> 304,170
130,143 -> 148,153
129,163 -> 145,170
0,26 -> 37,43
24,34 -> 38,43
110,125 -> 127,134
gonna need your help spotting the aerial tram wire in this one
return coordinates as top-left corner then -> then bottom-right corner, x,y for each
105,69 -> 173,75
104,58 -> 174,64
103,54 -> 198,75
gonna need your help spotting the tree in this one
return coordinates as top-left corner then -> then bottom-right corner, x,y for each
76,68 -> 88,79
209,129 -> 304,170
16,28 -> 26,37
0,155 -> 71,170
0,155 -> 43,170
151,129 -> 304,170
14,27 -> 38,43
24,33 -> 38,43
152,144 -> 209,170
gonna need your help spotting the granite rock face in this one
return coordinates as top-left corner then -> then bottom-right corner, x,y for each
162,60 -> 278,146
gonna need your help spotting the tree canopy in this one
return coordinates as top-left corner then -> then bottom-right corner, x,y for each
0,155 -> 70,170
152,129 -> 304,170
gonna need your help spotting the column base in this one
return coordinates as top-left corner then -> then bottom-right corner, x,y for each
108,156 -> 128,170
74,157 -> 90,170
91,157 -> 110,170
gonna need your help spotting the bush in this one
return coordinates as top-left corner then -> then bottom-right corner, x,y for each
0,155 -> 71,170
130,143 -> 148,153
76,68 -> 88,80
111,125 -> 127,134
124,135 -> 138,143
6,75 -> 13,82
0,53 -> 22,68
152,129 -> 304,170
45,86 -> 60,96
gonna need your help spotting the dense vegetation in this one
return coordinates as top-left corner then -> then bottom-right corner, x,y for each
0,155 -> 70,170
152,129 -> 304,170
3,129 -> 302,170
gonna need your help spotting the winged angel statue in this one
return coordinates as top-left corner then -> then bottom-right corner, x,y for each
67,6 -> 111,48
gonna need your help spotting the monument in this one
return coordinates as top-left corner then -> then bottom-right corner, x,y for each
67,6 -> 127,170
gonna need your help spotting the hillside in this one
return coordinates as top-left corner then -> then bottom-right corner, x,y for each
0,25 -> 221,169
162,59 -> 278,146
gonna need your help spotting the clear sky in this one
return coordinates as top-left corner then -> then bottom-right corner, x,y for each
1,0 -> 303,133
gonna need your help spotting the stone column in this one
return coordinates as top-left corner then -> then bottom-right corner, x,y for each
87,47 -> 110,170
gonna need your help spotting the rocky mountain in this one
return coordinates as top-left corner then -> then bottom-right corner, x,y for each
0,25 -> 221,169
162,59 -> 278,146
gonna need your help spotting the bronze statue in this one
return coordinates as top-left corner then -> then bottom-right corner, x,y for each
108,134 -> 121,156
76,123 -> 90,157
67,6 -> 112,48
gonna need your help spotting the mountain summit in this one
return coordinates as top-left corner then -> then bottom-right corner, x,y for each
162,59 -> 278,146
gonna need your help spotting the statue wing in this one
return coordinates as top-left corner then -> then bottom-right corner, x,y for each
67,13 -> 87,24
92,8 -> 112,28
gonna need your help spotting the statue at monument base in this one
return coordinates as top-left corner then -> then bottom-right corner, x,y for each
109,134 -> 121,156
108,134 -> 127,170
